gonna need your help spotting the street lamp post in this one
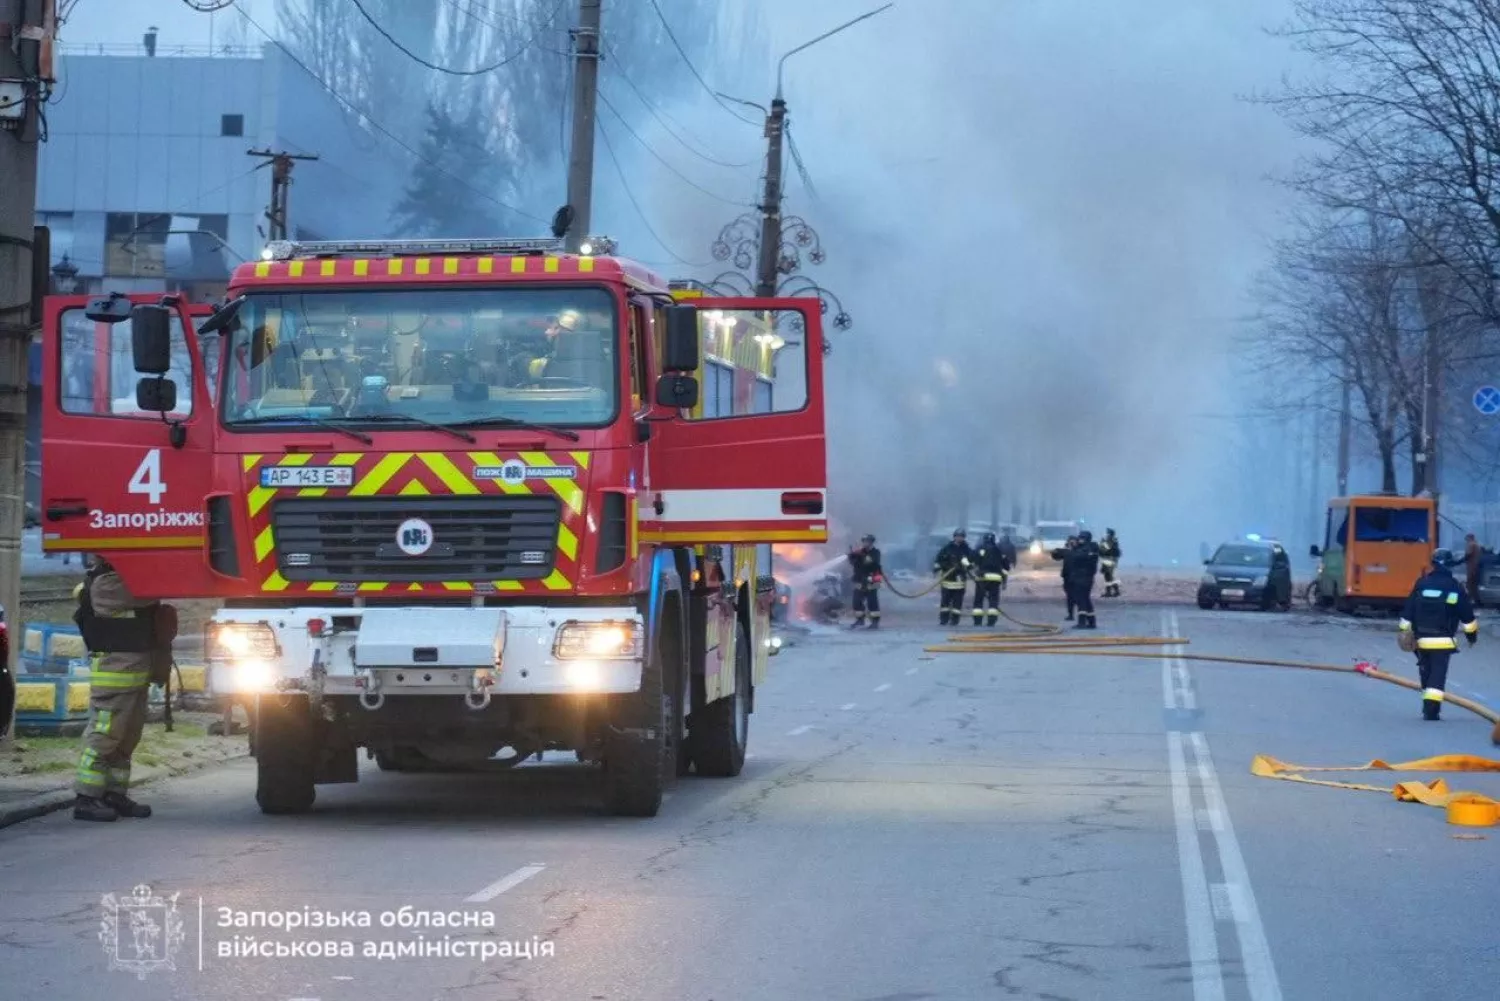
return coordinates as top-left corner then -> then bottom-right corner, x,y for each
50,254 -> 79,294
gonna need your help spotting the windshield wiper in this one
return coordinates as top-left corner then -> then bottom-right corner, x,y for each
445,416 -> 581,442
350,413 -> 478,444
227,415 -> 373,444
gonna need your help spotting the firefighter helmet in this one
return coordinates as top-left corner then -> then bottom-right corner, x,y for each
1431,548 -> 1458,568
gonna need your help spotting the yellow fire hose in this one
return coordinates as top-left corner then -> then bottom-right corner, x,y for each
921,606 -> 1500,826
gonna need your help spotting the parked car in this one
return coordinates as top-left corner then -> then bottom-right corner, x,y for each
1197,539 -> 1294,611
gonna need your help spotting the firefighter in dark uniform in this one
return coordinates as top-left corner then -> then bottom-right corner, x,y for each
1052,536 -> 1079,620
72,558 -> 177,822
934,528 -> 975,626
998,530 -> 1019,577
971,532 -> 1010,627
1099,528 -> 1122,598
1057,531 -> 1100,629
1398,548 -> 1478,721
847,534 -> 884,628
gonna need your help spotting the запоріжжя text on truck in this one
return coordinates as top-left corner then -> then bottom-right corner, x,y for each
39,236 -> 828,818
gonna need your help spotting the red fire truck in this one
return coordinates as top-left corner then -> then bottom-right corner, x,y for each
39,236 -> 827,817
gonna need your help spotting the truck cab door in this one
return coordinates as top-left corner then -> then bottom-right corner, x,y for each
40,295 -> 220,600
642,296 -> 827,545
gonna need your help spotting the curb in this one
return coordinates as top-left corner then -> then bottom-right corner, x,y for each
0,748 -> 250,831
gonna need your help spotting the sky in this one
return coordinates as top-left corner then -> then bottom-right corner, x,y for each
61,0 -> 1320,564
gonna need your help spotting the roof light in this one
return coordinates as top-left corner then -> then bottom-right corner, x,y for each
261,237 -> 569,260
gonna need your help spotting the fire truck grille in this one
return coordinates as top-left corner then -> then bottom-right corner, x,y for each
270,497 -> 563,582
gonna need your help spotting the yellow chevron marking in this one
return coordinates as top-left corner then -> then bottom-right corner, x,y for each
263,571 -> 290,592
510,257 -> 526,274
557,523 -> 578,561
468,451 -> 532,495
349,452 -> 411,495
398,479 -> 430,496
254,526 -> 275,562
521,451 -> 583,513
242,454 -> 262,471
495,581 -> 524,592
416,259 -> 431,275
358,582 -> 389,592
254,262 -> 270,278
478,258 -> 493,274
354,259 -> 369,277
544,257 -> 559,273
333,452 -> 362,465
629,495 -> 639,560
278,453 -> 312,467
288,261 -> 304,277
542,570 -> 570,590
443,582 -> 475,591
388,259 -> 404,275
309,582 -> 339,592
298,488 -> 328,498
248,486 -> 276,517
444,257 -> 459,275
579,257 -> 594,273
569,451 -> 591,469
419,452 -> 480,495
320,260 -> 336,277
408,583 -> 423,592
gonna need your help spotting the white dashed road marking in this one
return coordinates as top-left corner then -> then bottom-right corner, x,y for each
466,864 -> 546,903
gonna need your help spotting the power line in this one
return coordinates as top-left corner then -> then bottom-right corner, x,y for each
237,6 -> 545,224
597,89 -> 753,207
646,0 -> 759,126
601,39 -> 754,169
445,0 -> 572,56
596,117 -> 711,268
348,0 -> 565,76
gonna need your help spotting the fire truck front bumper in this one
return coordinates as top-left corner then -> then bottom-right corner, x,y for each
206,605 -> 645,700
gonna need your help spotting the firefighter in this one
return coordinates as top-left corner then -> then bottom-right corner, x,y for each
524,308 -> 582,381
971,532 -> 1009,627
847,534 -> 884,628
1397,548 -> 1478,721
997,530 -> 1018,578
1061,531 -> 1101,629
1099,528 -> 1122,598
933,529 -> 974,626
1052,536 -> 1079,620
72,557 -> 177,822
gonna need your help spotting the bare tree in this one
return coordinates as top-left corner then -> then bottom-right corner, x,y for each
1264,0 -> 1500,332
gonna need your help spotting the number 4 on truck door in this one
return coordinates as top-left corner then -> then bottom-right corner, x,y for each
40,294 -> 221,599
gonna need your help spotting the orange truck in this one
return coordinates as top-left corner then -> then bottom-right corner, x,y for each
1309,493 -> 1436,612
38,236 -> 828,817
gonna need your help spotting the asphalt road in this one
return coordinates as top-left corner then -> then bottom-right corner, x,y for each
2,601 -> 1498,1001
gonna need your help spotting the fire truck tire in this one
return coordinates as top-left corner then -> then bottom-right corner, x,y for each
254,694 -> 317,815
691,620 -> 750,778
601,630 -> 669,818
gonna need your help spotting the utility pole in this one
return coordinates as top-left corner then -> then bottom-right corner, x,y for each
1336,363 -> 1351,497
754,98 -> 787,297
0,0 -> 48,742
247,149 -> 318,242
562,0 -> 602,254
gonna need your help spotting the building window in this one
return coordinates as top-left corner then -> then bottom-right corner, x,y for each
221,114 -> 244,137
105,212 -> 169,278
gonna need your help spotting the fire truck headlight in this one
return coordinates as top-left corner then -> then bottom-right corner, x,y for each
1029,541 -> 1043,555
553,620 -> 642,660
565,660 -> 603,689
208,621 -> 279,661
235,659 -> 277,692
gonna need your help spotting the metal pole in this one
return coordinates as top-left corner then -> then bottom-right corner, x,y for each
247,149 -> 318,243
563,0 -> 602,253
0,0 -> 46,743
754,99 -> 786,297
1336,359 -> 1351,496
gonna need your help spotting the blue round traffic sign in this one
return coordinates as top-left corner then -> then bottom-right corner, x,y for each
1474,386 -> 1500,416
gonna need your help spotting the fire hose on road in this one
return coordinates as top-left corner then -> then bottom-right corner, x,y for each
920,605 -> 1500,827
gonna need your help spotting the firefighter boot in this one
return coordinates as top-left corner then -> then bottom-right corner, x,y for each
1422,697 -> 1442,721
72,795 -> 118,822
1085,613 -> 1099,630
103,792 -> 153,818
972,607 -> 985,627
867,614 -> 880,629
986,610 -> 999,628
850,614 -> 865,629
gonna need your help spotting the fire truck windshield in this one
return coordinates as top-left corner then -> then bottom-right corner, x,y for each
218,286 -> 619,430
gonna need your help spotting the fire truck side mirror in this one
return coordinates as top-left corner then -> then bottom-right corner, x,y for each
661,305 -> 701,371
130,304 -> 173,375
85,294 -> 133,325
655,373 -> 698,410
136,376 -> 177,414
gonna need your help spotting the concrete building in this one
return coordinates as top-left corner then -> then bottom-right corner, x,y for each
28,35 -> 407,505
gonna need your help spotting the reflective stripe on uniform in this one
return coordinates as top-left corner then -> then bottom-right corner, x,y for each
94,709 -> 113,735
90,669 -> 150,689
1463,619 -> 1479,634
982,573 -> 1004,581
1423,688 -> 1445,702
1446,592 -> 1459,605
1415,637 -> 1457,650
1397,619 -> 1412,631
76,748 -> 107,793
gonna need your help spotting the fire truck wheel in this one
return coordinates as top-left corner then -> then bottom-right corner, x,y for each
254,694 -> 317,815
691,620 -> 750,778
601,631 -> 669,818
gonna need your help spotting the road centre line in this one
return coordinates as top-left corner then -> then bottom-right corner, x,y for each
466,864 -> 546,903
1167,730 -> 1226,1001
874,683 -> 891,692
840,703 -> 856,711
787,724 -> 814,736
